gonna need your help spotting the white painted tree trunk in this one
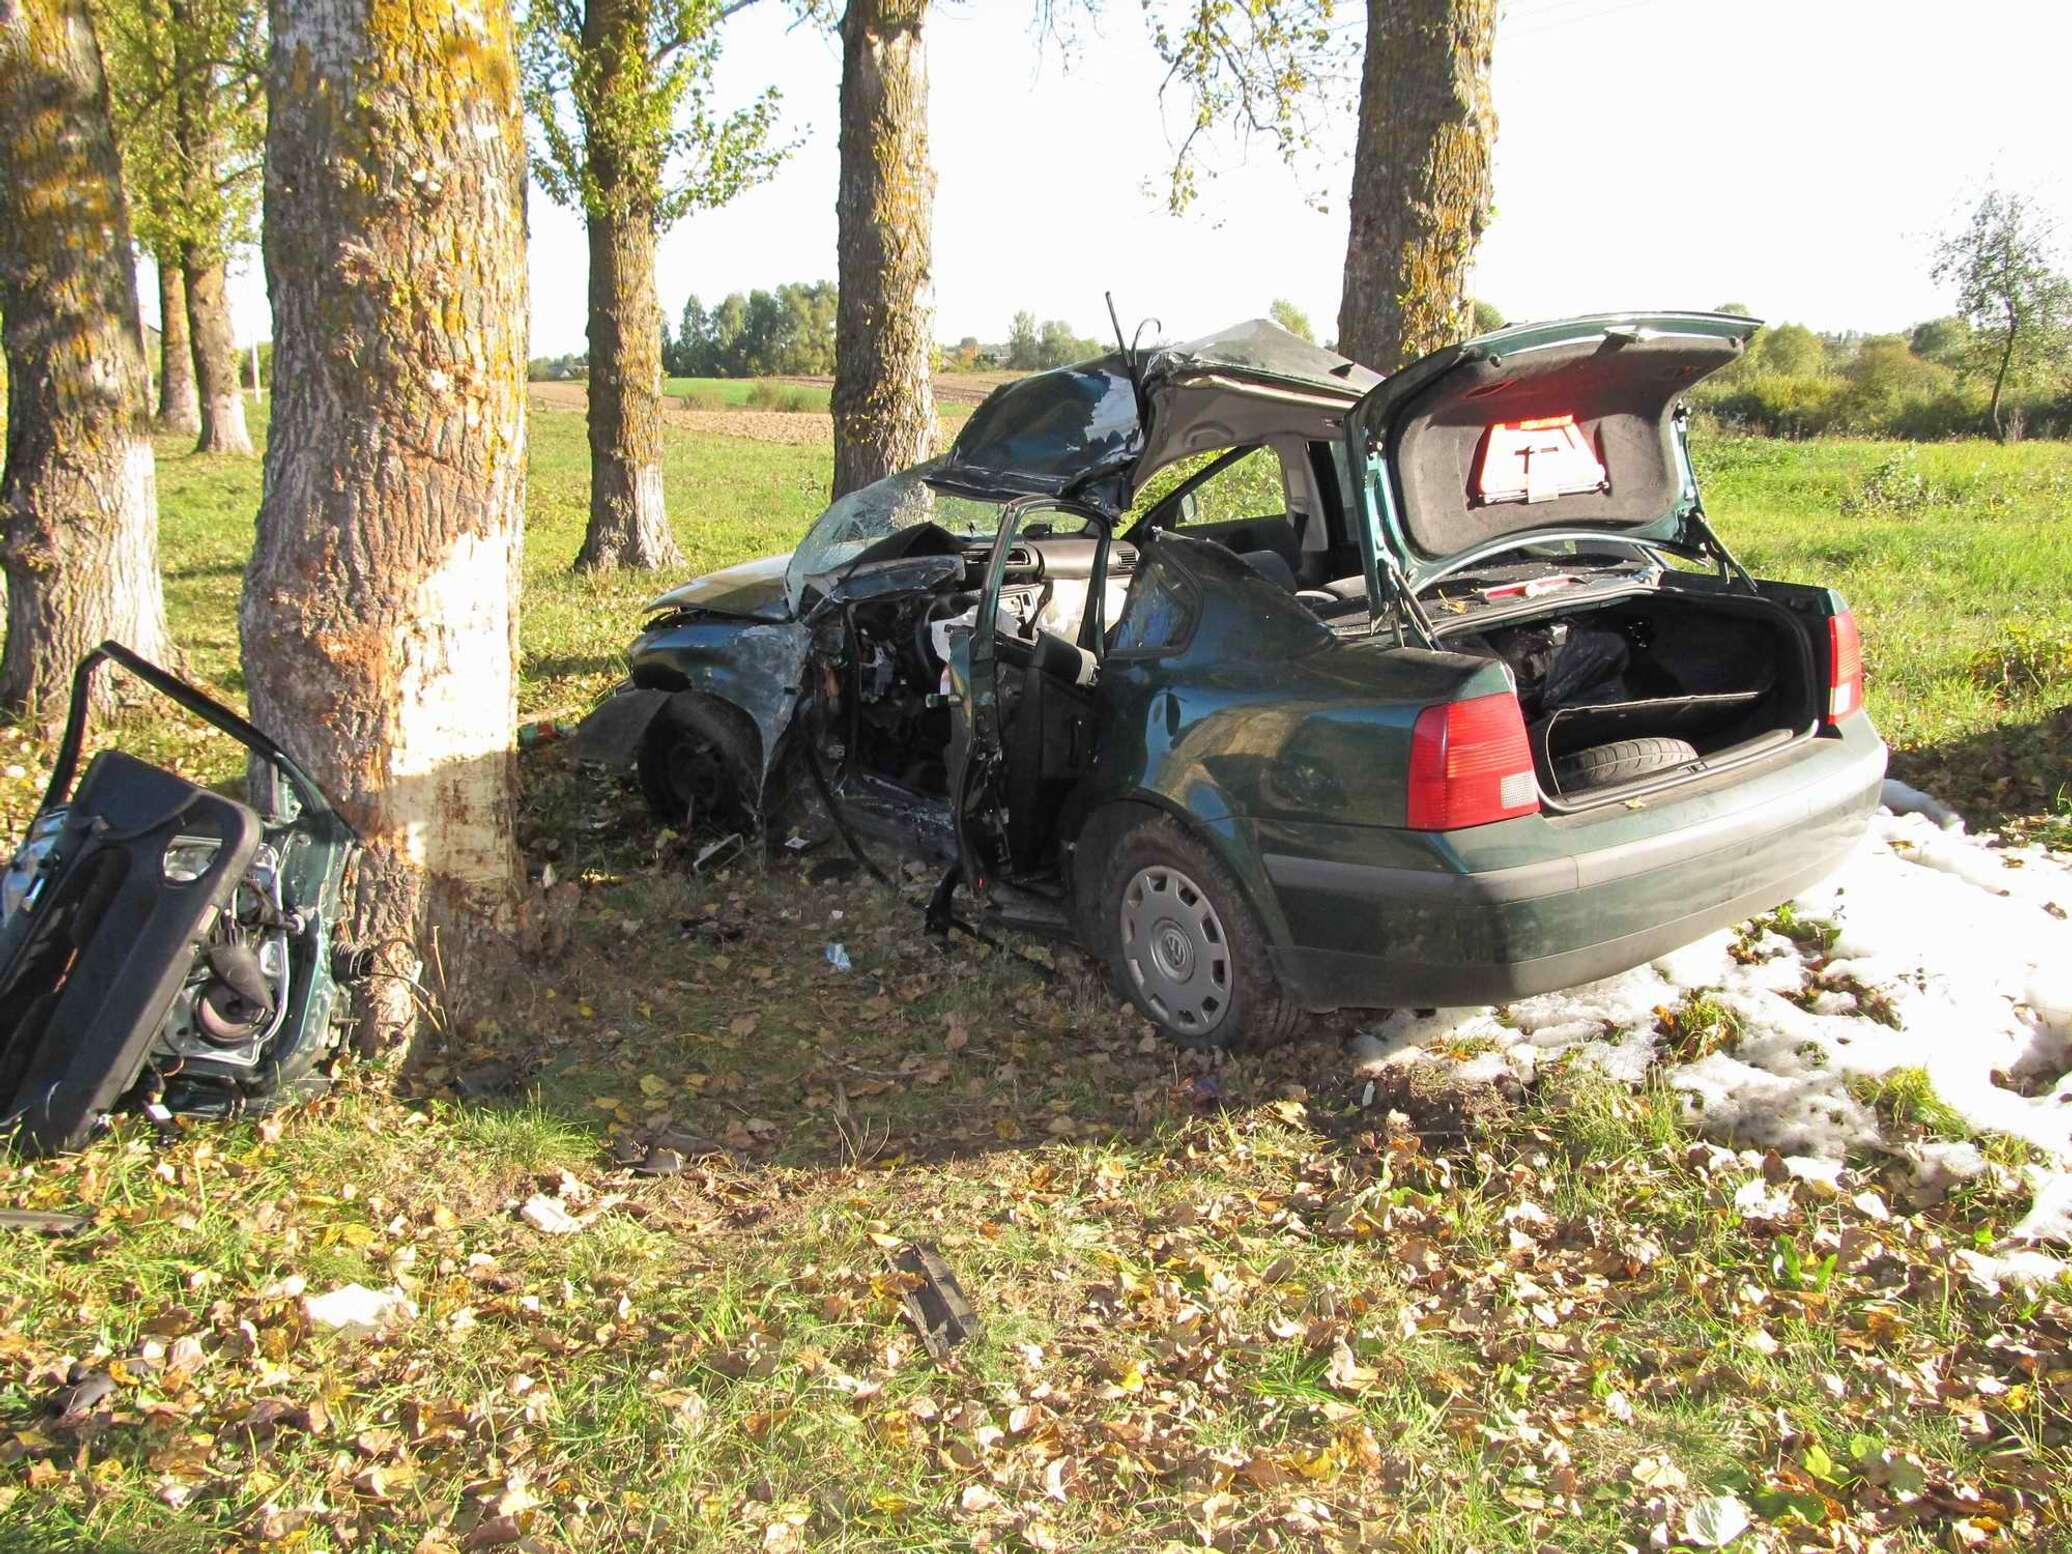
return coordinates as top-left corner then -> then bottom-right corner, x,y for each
243,0 -> 528,1053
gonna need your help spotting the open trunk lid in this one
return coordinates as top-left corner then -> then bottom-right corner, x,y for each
1346,312 -> 1758,601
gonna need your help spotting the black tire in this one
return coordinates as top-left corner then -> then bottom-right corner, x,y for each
637,693 -> 761,833
1553,735 -> 1699,794
1094,814 -> 1303,1051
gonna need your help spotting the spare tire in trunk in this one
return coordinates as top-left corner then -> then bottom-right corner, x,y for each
1554,736 -> 1698,793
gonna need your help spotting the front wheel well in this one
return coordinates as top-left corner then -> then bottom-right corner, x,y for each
637,690 -> 767,830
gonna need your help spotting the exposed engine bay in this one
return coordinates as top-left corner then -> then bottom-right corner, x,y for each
0,644 -> 359,1156
807,523 -> 1133,821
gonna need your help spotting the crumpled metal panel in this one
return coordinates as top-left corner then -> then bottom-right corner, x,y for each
937,355 -> 1142,502
570,686 -> 674,767
1149,318 -> 1381,397
936,319 -> 1377,512
575,621 -> 812,792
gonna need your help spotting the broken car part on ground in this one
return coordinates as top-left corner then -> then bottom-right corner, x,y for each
579,313 -> 1888,1050
0,643 -> 360,1156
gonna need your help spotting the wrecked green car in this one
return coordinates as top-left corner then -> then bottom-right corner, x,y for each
0,645 -> 360,1155
580,315 -> 1886,1048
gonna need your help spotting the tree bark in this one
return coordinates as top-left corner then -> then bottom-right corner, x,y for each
576,205 -> 679,571
569,0 -> 678,573
0,0 -> 172,721
831,0 -> 937,499
155,259 -> 201,434
243,0 -> 528,1055
183,247 -> 253,454
1989,301 -> 2017,441
1337,0 -> 1497,373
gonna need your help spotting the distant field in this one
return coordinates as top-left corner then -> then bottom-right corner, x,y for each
657,372 -> 1013,416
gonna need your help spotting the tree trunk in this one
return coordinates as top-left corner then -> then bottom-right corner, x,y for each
184,248 -> 253,454
1989,302 -> 2017,441
0,0 -> 172,722
1337,0 -> 1497,373
831,0 -> 937,499
243,0 -> 528,1055
576,207 -> 679,571
155,259 -> 201,434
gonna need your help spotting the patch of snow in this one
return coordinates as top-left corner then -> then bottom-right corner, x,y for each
1780,1155 -> 1845,1193
303,1284 -> 416,1335
520,1194 -> 586,1235
1731,1178 -> 1794,1221
1904,1140 -> 1990,1193
1879,778 -> 1962,830
1955,1248 -> 2072,1296
2010,1172 -> 2072,1246
1350,792 -> 2072,1289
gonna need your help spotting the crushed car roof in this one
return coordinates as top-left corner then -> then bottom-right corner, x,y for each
933,319 -> 1381,508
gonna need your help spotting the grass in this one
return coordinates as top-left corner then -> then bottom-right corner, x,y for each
0,412 -> 2068,1551
1691,434 -> 2072,824
665,377 -> 830,414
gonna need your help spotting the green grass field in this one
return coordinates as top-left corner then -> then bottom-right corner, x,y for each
663,376 -> 834,414
0,408 -> 2067,1552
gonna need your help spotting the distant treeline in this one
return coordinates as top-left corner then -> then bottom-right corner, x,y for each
528,286 -> 1110,383
528,295 -> 2070,442
666,281 -> 838,378
1687,315 -> 2071,440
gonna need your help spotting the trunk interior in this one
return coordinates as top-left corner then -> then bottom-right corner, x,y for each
1450,585 -> 1820,805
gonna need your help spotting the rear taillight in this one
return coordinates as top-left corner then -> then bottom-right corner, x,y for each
1827,611 -> 1864,722
1407,691 -> 1540,830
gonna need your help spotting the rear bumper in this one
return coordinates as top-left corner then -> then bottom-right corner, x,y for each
1260,724 -> 1887,1010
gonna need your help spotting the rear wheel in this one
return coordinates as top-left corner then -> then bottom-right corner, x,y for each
637,694 -> 760,833
1553,735 -> 1698,794
1095,815 -> 1303,1051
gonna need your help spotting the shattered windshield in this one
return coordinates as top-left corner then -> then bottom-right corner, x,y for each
784,458 -> 1006,610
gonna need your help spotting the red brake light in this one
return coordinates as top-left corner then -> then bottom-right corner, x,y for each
1407,692 -> 1540,830
1827,611 -> 1863,722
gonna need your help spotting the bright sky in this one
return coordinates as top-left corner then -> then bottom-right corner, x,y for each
210,0 -> 2070,357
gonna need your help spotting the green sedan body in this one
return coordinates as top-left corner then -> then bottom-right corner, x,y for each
588,312 -> 1886,1046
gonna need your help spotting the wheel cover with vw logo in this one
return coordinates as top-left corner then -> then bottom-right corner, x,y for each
1119,864 -> 1231,1036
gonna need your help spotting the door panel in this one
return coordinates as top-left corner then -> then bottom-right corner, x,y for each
946,497 -> 1114,896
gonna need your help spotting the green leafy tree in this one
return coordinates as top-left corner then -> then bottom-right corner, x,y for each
668,280 -> 835,376
1005,309 -> 1040,370
1931,186 -> 2072,439
95,0 -> 263,452
1268,297 -> 1314,341
522,0 -> 788,568
1752,322 -> 1823,376
1135,0 -> 1352,214
1909,315 -> 1970,368
1470,298 -> 1504,334
1035,319 -> 1099,367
